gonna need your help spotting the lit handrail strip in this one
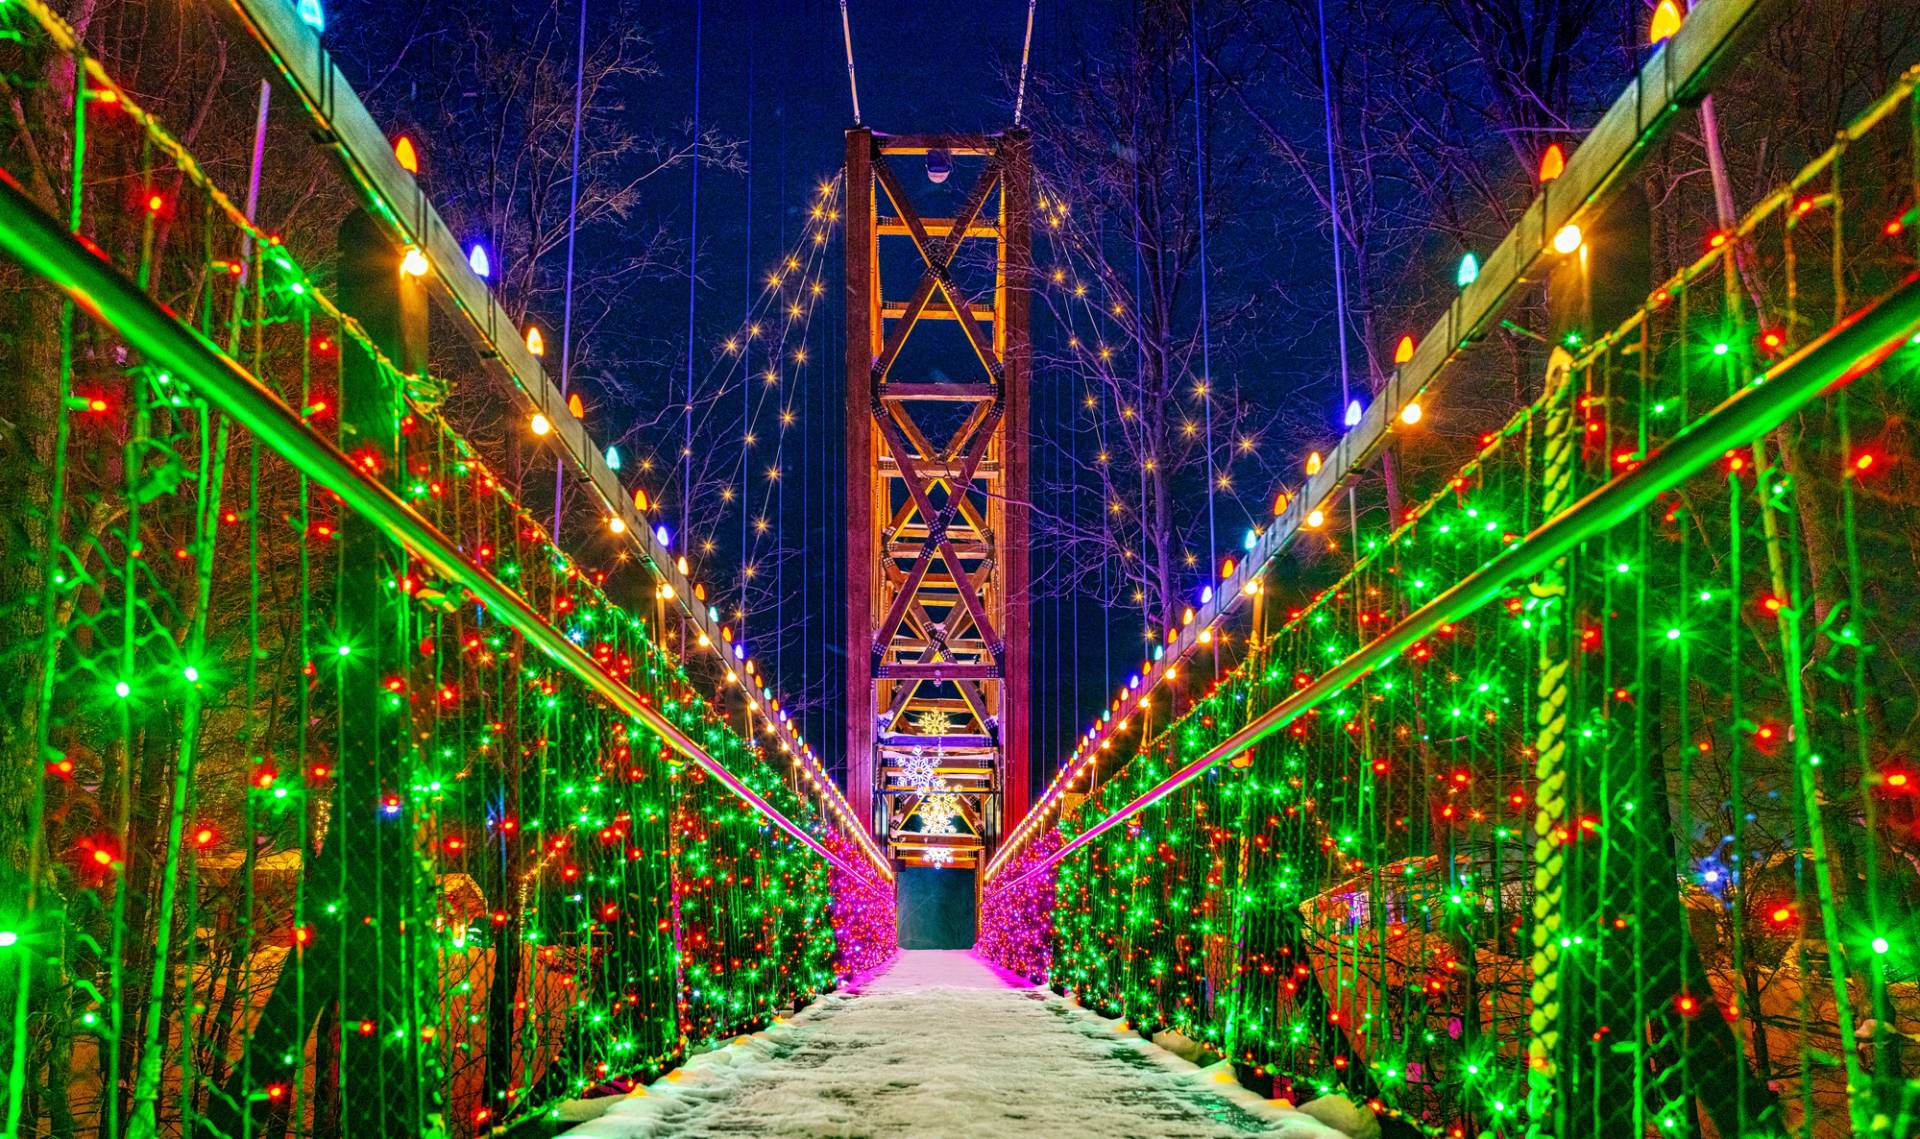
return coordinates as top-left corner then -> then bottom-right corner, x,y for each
213,0 -> 887,874
0,172 -> 891,896
994,270 -> 1920,893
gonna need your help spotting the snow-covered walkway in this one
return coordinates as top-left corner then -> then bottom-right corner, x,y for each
562,950 -> 1367,1138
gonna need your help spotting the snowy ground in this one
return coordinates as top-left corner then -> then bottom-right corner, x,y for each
560,950 -> 1370,1138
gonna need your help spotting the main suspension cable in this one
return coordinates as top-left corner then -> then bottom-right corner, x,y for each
839,0 -> 862,124
1013,0 -> 1038,125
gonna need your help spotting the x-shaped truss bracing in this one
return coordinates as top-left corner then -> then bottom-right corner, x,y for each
845,129 -> 1032,869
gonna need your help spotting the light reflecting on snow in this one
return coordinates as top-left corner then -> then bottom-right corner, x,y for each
562,951 -> 1364,1139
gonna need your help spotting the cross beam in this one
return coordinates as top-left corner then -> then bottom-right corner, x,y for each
846,128 -> 1032,866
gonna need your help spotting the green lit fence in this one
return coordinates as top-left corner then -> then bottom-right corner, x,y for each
982,55 -> 1920,1139
0,1 -> 893,1136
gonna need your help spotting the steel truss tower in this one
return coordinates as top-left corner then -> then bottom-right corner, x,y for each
844,128 -> 1032,869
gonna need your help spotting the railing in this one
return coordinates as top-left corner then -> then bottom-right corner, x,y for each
0,2 -> 892,1136
981,40 -> 1920,1139
985,0 -> 1779,884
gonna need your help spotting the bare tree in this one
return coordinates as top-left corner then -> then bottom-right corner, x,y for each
1022,1 -> 1282,647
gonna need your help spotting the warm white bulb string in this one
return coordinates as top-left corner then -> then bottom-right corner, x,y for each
669,176 -> 841,575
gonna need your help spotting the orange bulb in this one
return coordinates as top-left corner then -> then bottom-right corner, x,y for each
1393,334 -> 1416,365
1649,0 -> 1682,44
1537,143 -> 1566,184
393,135 -> 420,174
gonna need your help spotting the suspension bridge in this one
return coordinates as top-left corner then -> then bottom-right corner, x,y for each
2,0 -> 1919,1136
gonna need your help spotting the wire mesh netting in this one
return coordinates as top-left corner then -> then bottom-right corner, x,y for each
982,59 -> 1920,1139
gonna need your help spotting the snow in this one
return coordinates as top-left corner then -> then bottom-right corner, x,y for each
562,950 -> 1369,1138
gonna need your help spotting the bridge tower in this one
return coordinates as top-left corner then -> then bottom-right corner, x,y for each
844,128 -> 1032,877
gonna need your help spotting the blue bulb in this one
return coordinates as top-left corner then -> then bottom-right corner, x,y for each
468,244 -> 491,279
1344,399 -> 1364,427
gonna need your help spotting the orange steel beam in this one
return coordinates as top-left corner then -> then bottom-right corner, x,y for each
845,128 -> 1032,862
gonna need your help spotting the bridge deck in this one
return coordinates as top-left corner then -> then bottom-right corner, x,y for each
563,952 -> 1354,1138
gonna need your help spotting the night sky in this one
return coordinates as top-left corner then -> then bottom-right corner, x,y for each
332,0 -> 1322,794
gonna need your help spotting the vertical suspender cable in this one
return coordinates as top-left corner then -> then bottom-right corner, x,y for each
1315,0 -> 1353,411
1013,0 -> 1038,126
741,32 -> 752,655
553,0 -> 589,539
839,0 -> 862,125
683,0 -> 703,547
1189,0 -> 1216,571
